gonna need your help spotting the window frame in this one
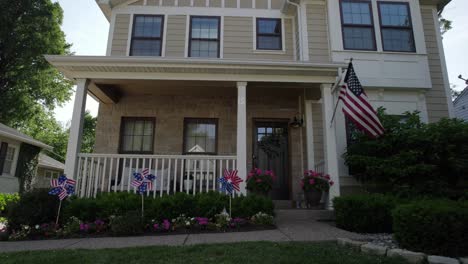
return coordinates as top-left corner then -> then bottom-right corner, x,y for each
377,1 -> 416,52
118,117 -> 156,154
188,16 -> 221,58
129,14 -> 165,56
339,0 -> 377,51
256,18 -> 283,51
0,142 -> 19,177
182,118 -> 219,155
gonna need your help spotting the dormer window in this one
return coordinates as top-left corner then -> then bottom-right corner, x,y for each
378,2 -> 415,52
340,0 -> 376,51
130,15 -> 164,56
189,16 -> 220,58
256,18 -> 282,50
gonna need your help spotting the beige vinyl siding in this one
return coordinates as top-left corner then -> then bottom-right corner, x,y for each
256,0 -> 268,9
210,0 -> 222,7
271,0 -> 283,9
420,7 -> 450,122
312,103 -> 324,164
147,0 -> 159,5
179,0 -> 191,6
223,17 -> 294,61
162,0 -> 176,6
225,0 -> 237,8
129,0 -> 144,5
194,0 -> 205,7
165,15 -> 186,57
111,14 -> 131,56
306,3 -> 330,63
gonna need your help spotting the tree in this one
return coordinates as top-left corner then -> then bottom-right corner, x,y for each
0,0 -> 72,127
437,0 -> 452,35
80,112 -> 97,154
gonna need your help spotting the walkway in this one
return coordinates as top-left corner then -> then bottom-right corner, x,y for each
0,210 -> 364,252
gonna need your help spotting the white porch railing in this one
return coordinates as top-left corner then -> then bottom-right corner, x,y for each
314,160 -> 325,175
76,153 -> 237,198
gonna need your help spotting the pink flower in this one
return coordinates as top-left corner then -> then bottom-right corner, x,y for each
309,179 -> 315,185
153,223 -> 159,231
256,179 -> 262,183
329,181 -> 334,186
324,174 -> 331,180
162,219 -> 171,230
255,168 -> 262,175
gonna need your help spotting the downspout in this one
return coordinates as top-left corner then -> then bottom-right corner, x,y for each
287,0 -> 304,61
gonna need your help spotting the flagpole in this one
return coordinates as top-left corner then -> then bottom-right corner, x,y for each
330,58 -> 352,127
55,200 -> 62,226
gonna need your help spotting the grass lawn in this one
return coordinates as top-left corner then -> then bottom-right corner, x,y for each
0,241 -> 408,264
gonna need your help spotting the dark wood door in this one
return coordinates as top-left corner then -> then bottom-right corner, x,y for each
253,121 -> 289,200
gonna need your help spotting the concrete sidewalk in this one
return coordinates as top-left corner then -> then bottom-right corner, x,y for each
0,210 -> 364,252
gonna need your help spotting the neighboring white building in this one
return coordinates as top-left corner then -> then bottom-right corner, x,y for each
454,87 -> 468,121
46,0 -> 453,206
33,153 -> 65,189
0,123 -> 53,193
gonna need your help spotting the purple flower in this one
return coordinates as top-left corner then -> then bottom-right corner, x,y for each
153,223 -> 159,231
195,217 -> 209,226
162,219 -> 171,230
80,223 -> 89,232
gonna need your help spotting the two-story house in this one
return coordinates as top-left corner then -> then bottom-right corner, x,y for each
46,0 -> 453,207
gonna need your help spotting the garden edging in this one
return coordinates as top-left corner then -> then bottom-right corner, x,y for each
336,238 -> 466,264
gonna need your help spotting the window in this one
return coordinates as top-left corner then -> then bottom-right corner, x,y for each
130,15 -> 164,56
2,146 -> 16,175
45,170 -> 60,180
378,2 -> 415,52
183,118 -> 218,154
189,16 -> 220,58
119,117 -> 155,154
256,18 -> 282,50
340,0 -> 376,50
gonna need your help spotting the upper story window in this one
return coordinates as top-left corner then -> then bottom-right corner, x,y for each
189,16 -> 220,58
340,0 -> 376,51
130,15 -> 164,56
119,117 -> 155,154
256,18 -> 282,50
0,143 -> 16,176
183,118 -> 218,154
378,2 -> 415,52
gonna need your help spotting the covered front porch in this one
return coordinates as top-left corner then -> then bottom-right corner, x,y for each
47,56 -> 345,206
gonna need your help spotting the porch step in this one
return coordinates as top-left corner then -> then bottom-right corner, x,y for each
275,209 -> 335,221
273,200 -> 295,209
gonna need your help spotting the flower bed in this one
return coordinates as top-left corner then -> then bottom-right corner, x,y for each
1,191 -> 275,241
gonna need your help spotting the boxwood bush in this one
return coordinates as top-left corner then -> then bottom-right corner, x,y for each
333,194 -> 398,233
0,193 -> 19,216
393,199 -> 468,257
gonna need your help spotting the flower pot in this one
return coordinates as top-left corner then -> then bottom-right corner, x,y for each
304,189 -> 322,208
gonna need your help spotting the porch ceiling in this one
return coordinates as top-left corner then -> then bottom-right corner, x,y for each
45,56 -> 343,84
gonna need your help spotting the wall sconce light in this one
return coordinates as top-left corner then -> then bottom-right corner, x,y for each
290,114 -> 304,128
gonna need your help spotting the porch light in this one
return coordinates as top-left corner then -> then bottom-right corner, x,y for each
289,114 -> 304,128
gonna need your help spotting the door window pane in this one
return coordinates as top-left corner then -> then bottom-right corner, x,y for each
378,2 -> 415,52
130,15 -> 163,56
257,18 -> 282,50
189,17 -> 220,58
184,119 -> 218,154
340,0 -> 376,50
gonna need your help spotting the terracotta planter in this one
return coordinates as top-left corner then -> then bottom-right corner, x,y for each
304,189 -> 322,208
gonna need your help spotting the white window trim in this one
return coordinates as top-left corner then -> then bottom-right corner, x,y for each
252,17 -> 286,53
126,13 -> 135,56
1,142 -> 19,178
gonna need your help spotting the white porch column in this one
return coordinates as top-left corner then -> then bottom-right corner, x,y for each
236,81 -> 248,195
64,79 -> 89,179
321,83 -> 340,208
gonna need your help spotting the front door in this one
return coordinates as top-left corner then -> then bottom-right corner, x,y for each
253,121 -> 289,200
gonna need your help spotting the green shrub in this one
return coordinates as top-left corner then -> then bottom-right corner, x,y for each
109,211 -> 144,236
195,191 -> 228,218
6,189 -> 63,229
95,192 -> 140,217
393,199 -> 468,257
333,194 -> 398,233
62,197 -> 98,222
232,194 -> 274,218
0,193 -> 19,216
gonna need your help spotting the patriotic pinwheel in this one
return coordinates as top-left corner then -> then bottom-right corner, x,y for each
49,175 -> 76,200
219,169 -> 243,195
131,168 -> 156,194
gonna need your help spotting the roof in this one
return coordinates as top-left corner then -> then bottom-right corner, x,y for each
38,153 -> 65,171
0,123 -> 52,150
454,86 -> 468,105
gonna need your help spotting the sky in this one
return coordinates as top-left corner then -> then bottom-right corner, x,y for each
53,0 -> 468,124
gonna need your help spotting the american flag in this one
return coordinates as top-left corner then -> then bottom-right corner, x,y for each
219,169 -> 243,194
131,169 -> 156,194
339,62 -> 384,138
49,175 -> 76,201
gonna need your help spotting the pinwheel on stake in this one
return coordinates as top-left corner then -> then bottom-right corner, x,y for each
131,168 -> 156,218
218,169 -> 243,217
49,175 -> 76,225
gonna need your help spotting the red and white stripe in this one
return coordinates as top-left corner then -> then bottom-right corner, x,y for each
339,85 -> 384,138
